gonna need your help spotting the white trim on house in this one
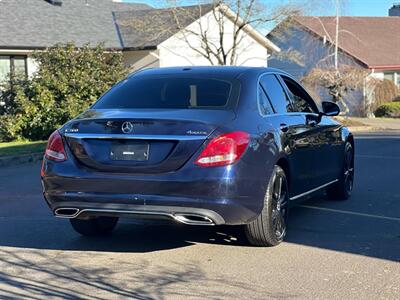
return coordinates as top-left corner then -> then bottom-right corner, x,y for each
220,4 -> 281,53
0,50 -> 37,79
0,49 -> 33,54
157,8 -> 275,68
0,5 -> 280,74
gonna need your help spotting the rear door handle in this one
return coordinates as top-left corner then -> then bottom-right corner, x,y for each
306,115 -> 319,127
306,119 -> 318,127
280,123 -> 289,133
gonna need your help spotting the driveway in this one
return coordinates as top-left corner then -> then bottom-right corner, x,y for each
0,132 -> 399,299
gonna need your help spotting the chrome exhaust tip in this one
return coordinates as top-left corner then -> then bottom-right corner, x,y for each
173,214 -> 215,226
54,208 -> 80,218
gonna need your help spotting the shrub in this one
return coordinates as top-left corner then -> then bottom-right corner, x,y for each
374,102 -> 400,118
372,79 -> 399,111
0,43 -> 127,141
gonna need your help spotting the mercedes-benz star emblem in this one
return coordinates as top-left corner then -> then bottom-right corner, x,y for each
121,121 -> 134,134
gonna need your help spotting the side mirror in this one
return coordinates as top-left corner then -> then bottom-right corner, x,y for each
321,101 -> 340,116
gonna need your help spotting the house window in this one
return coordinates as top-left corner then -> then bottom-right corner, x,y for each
0,55 -> 28,82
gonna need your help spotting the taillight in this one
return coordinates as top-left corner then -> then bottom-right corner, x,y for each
40,159 -> 45,177
44,130 -> 67,162
195,131 -> 250,167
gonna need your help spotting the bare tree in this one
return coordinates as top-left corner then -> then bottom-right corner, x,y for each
297,0 -> 370,115
169,0 -> 306,66
119,0 -> 304,66
301,65 -> 367,110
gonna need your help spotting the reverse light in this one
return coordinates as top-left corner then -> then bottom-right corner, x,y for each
44,130 -> 67,162
195,131 -> 250,167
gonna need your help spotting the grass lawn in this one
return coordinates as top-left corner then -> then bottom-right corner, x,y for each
0,140 -> 47,157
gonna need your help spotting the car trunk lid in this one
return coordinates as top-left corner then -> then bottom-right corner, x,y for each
62,109 -> 235,173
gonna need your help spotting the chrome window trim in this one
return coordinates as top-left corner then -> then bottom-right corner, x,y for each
257,72 -> 294,115
277,74 -> 320,114
257,82 -> 275,117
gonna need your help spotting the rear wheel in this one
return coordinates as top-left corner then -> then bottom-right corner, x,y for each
70,216 -> 119,236
245,166 -> 289,247
327,142 -> 354,200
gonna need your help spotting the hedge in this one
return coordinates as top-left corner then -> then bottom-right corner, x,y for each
374,102 -> 400,118
0,43 -> 127,142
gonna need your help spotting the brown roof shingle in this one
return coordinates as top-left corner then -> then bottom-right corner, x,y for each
294,16 -> 400,69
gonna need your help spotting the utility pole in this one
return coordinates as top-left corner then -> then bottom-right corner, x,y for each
334,0 -> 339,70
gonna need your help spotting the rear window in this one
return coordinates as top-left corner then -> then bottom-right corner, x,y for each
92,76 -> 233,109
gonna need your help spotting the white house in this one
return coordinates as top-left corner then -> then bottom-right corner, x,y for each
116,4 -> 280,70
0,0 -> 279,82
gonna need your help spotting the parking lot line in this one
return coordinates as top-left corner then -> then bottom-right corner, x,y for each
356,154 -> 400,160
355,135 -> 400,139
299,205 -> 400,222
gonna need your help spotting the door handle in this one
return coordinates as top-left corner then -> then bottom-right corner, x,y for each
306,115 -> 319,127
280,123 -> 289,133
306,119 -> 318,127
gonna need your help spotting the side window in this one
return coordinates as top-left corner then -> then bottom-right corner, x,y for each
281,76 -> 319,113
260,74 -> 292,113
258,83 -> 274,115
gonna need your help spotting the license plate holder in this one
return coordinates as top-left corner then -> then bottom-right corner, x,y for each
110,142 -> 149,161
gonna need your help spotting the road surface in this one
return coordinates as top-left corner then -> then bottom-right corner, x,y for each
0,132 -> 399,299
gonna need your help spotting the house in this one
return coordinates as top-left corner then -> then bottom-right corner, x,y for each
0,0 -> 279,82
115,4 -> 280,70
267,15 -> 400,115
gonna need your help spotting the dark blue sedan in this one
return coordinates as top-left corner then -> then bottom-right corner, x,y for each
41,66 -> 354,246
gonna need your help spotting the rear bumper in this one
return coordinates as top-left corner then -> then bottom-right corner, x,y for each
42,126 -> 278,225
47,199 -> 226,225
44,191 -> 258,225
42,157 -> 270,225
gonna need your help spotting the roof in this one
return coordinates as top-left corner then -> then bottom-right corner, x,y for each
131,66 -> 283,84
135,65 -> 255,76
115,3 -> 280,52
292,16 -> 400,69
114,4 -> 215,50
0,0 -> 151,49
0,1 -> 279,53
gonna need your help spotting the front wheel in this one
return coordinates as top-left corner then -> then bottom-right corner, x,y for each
245,165 -> 289,247
327,142 -> 354,200
70,216 -> 119,236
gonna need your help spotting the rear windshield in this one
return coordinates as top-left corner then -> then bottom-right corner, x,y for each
92,76 -> 233,109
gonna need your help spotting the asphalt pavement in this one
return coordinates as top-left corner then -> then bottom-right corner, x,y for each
0,132 -> 399,299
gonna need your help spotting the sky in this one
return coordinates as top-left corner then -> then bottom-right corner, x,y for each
123,0 -> 397,16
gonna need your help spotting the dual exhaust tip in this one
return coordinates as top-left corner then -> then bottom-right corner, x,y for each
54,208 -> 80,218
54,208 -> 214,225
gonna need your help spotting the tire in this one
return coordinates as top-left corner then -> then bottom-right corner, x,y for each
245,165 -> 289,247
327,142 -> 354,201
70,216 -> 119,236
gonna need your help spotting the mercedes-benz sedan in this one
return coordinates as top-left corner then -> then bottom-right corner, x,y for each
41,67 -> 354,246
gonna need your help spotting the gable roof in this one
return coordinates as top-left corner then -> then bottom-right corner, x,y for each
114,4 -> 215,50
115,3 -> 280,52
0,0 -> 278,53
0,0 -> 151,50
292,16 -> 400,69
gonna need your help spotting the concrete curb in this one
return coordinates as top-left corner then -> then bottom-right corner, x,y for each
348,126 -> 400,133
0,153 -> 43,168
347,126 -> 382,132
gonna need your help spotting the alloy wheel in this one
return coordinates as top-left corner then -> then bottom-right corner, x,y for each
271,173 -> 288,240
344,147 -> 354,194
